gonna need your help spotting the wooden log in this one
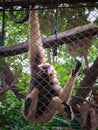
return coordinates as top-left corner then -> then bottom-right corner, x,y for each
0,0 -> 98,8
0,23 -> 98,57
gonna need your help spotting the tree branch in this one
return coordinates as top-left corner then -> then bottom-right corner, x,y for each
2,62 -> 26,100
0,0 -> 98,8
0,23 -> 98,57
0,69 -> 22,95
70,57 -> 98,109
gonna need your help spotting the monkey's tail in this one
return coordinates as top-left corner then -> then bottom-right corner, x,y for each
29,9 -> 45,69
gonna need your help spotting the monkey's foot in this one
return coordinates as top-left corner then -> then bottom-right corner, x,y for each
24,97 -> 32,116
62,102 -> 74,120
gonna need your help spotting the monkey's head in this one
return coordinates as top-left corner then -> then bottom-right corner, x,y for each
37,63 -> 57,82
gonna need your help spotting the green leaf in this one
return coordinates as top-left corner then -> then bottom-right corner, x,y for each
15,83 -> 24,89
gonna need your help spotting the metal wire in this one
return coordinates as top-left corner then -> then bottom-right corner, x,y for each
0,3 -> 98,129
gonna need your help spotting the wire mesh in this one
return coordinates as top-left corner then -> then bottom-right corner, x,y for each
0,4 -> 98,130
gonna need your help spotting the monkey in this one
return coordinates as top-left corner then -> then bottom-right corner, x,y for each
22,9 -> 81,125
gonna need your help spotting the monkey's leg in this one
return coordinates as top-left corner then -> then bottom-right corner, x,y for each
52,96 -> 74,121
24,95 -> 73,124
22,88 -> 56,124
37,97 -> 73,123
60,60 -> 81,102
22,88 -> 39,120
31,101 -> 56,124
32,96 -> 73,124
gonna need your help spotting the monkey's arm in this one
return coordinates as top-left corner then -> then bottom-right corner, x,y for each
60,60 -> 81,102
29,10 -> 46,91
29,10 -> 45,70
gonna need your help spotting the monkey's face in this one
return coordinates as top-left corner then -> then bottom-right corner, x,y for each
37,63 -> 57,82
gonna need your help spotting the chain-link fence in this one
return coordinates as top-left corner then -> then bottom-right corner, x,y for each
0,2 -> 98,130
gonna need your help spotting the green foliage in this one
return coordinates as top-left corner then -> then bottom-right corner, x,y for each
0,91 -> 23,130
15,71 -> 30,92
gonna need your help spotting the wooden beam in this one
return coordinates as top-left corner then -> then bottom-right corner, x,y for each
0,0 -> 98,8
0,23 -> 98,57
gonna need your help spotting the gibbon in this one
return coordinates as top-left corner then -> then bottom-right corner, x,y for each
22,9 -> 81,125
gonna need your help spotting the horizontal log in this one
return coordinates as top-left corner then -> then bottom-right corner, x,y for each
0,0 -> 98,8
0,23 -> 98,57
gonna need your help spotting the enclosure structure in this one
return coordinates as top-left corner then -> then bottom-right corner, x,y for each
0,1 -> 98,130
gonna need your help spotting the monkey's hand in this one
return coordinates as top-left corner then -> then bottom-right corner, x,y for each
72,60 -> 81,77
23,97 -> 32,116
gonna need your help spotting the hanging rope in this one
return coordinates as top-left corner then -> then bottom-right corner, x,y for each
55,7 -> 59,41
10,7 -> 29,23
53,7 -> 59,56
9,0 -> 29,24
